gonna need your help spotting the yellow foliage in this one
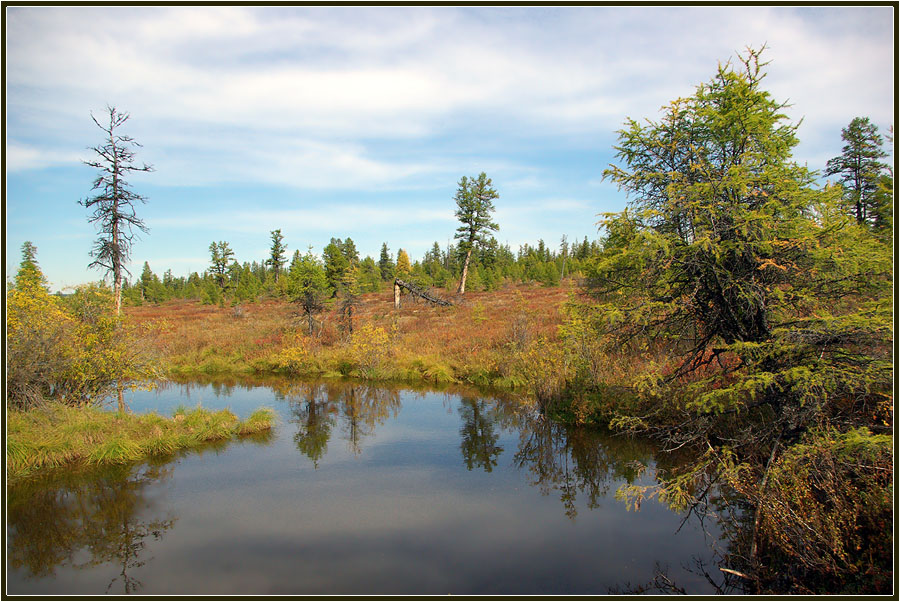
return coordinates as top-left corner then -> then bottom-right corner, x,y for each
348,323 -> 392,377
271,332 -> 316,374
6,281 -> 158,407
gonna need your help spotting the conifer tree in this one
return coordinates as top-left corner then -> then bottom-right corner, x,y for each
453,172 -> 499,294
208,241 -> 235,291
395,248 -> 411,278
15,241 -> 47,291
825,117 -> 890,226
378,243 -> 394,281
266,229 -> 288,283
286,249 -> 330,335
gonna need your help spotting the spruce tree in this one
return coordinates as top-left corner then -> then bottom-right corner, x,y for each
825,117 -> 890,226
378,243 -> 394,281
266,229 -> 288,283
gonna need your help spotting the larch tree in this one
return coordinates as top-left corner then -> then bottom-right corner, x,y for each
81,106 -> 153,316
395,248 -> 411,278
286,249 -> 330,335
824,117 -> 890,226
453,172 -> 499,294
588,47 -> 892,580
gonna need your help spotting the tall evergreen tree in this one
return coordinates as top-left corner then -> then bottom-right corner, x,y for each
589,49 -> 891,581
266,229 -> 288,283
454,172 -> 499,294
825,117 -> 890,226
286,250 -> 330,335
81,106 -> 153,316
378,243 -> 394,281
15,241 -> 47,291
322,238 -> 350,295
208,241 -> 235,290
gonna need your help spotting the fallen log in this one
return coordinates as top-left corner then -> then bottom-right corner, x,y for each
394,279 -> 453,308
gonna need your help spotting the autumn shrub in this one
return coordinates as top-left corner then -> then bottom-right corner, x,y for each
7,281 -> 158,408
267,332 -> 322,375
347,323 -> 393,378
748,428 -> 893,593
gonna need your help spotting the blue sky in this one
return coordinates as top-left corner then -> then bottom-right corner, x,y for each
5,5 -> 895,291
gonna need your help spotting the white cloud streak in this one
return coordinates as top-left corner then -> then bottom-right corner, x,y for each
5,5 -> 894,189
150,205 -> 456,234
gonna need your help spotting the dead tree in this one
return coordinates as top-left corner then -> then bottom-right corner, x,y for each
81,106 -> 153,316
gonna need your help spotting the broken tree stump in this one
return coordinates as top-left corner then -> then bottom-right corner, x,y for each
394,278 -> 453,308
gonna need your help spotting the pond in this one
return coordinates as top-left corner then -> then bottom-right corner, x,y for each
6,377 -> 725,595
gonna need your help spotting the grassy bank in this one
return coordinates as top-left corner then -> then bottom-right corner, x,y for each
7,402 -> 275,483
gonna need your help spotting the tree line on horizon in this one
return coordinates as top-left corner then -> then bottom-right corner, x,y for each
122,231 -> 602,308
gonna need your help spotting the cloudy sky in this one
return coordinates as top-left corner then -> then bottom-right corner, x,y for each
5,5 -> 895,291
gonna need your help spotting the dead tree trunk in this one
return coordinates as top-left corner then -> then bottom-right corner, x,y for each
394,279 -> 453,307
457,248 -> 473,294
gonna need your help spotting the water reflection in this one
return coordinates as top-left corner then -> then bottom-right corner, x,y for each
514,417 -> 656,519
9,378 -> 724,595
458,397 -> 504,472
7,461 -> 175,594
278,381 -> 403,464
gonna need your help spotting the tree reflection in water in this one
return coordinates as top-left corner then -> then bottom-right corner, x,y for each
7,460 -> 176,594
280,380 -> 401,463
458,397 -> 504,472
514,415 -> 657,519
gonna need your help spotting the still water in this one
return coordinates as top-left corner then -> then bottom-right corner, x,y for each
7,378 -> 723,595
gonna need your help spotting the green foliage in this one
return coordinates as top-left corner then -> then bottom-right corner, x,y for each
208,241 -> 234,289
286,250 -> 330,335
15,241 -> 47,291
454,172 -> 500,253
557,47 -> 894,593
357,256 -> 382,293
378,242 -> 395,281
454,172 -> 500,293
584,47 -> 891,416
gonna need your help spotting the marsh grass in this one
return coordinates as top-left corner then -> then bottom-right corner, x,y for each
127,282 -> 575,390
7,402 -> 275,483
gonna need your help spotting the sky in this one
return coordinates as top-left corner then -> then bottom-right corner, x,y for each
4,5 -> 895,292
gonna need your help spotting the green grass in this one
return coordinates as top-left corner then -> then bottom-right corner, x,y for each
7,402 -> 275,483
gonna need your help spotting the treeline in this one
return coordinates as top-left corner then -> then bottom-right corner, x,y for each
124,232 -> 601,306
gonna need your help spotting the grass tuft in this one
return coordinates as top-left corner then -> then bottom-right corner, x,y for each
7,402 -> 276,483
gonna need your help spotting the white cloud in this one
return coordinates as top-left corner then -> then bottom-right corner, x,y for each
4,6 -> 894,188
5,142 -> 82,172
150,205 -> 455,234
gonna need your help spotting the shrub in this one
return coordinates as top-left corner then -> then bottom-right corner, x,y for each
752,428 -> 893,592
7,281 -> 158,408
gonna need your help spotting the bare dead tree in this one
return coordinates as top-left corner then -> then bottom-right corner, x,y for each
81,106 -> 153,316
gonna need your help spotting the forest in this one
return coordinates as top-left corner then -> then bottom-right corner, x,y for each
6,48 -> 894,594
